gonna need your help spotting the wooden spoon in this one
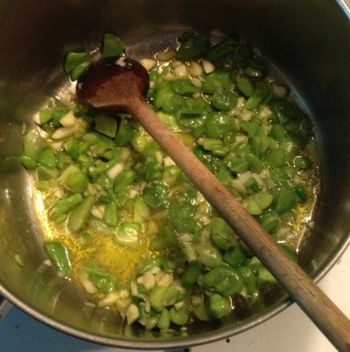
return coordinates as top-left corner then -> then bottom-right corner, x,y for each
77,57 -> 350,351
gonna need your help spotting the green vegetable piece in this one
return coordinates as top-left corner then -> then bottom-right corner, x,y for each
293,155 -> 311,170
181,260 -> 202,287
37,165 -> 58,180
157,309 -> 170,330
115,118 -> 137,146
211,91 -> 238,111
64,52 -> 90,73
252,192 -> 273,210
113,169 -> 136,196
204,112 -> 237,139
39,109 -> 53,124
238,266 -> 258,296
94,114 -> 117,138
157,112 -> 181,132
38,147 -> 56,169
258,212 -> 280,232
223,246 -> 247,267
191,297 -> 211,321
258,267 -> 277,284
211,217 -> 237,250
162,93 -> 185,114
162,166 -> 181,186
21,156 -> 37,170
133,197 -> 150,223
102,33 -> 124,58
265,150 -> 286,168
149,286 -> 181,312
226,158 -> 249,174
143,181 -> 169,209
271,98 -> 298,123
205,38 -> 237,62
181,97 -> 208,115
104,201 -> 118,227
207,293 -> 231,319
115,222 -> 140,247
270,124 -> 286,142
49,193 -> 83,220
23,129 -> 45,161
241,120 -> 261,138
196,242 -> 223,268
274,187 -> 297,214
244,83 -> 269,111
236,75 -> 254,97
176,32 -> 210,60
203,265 -> 243,297
281,139 -> 299,162
169,199 -> 198,234
51,106 -> 69,127
85,265 -> 116,293
171,79 -> 199,95
203,72 -> 233,94
294,185 -> 308,203
70,61 -> 90,81
68,196 -> 95,232
199,138 -> 229,157
59,164 -> 89,193
169,306 -> 189,326
45,242 -> 71,278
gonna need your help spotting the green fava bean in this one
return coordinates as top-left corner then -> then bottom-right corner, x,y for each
115,222 -> 141,247
169,306 -> 189,326
113,169 -> 136,196
171,79 -> 200,95
207,293 -> 231,319
204,112 -> 236,138
274,187 -> 297,214
211,91 -> 238,111
223,246 -> 247,267
176,32 -> 210,60
143,181 -> 169,209
45,242 -> 71,278
211,217 -> 238,250
101,33 -> 124,58
202,72 -> 233,94
203,265 -> 243,297
236,75 -> 254,97
68,196 -> 95,233
181,260 -> 202,287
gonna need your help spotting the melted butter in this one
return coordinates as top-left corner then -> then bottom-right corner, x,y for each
33,187 -> 158,288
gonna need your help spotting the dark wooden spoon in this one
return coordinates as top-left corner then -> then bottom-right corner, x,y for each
77,57 -> 350,351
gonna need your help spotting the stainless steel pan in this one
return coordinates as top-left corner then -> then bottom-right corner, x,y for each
0,0 -> 350,349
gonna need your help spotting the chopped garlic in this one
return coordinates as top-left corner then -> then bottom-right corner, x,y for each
202,60 -> 215,74
139,58 -> 156,71
91,205 -> 105,219
98,292 -> 120,307
156,48 -> 176,61
191,77 -> 202,87
107,163 -> 124,179
79,272 -> 98,294
174,64 -> 188,78
158,273 -> 174,288
272,84 -> 287,98
51,126 -> 76,139
189,61 -> 203,76
126,304 -> 139,325
142,270 -> 156,290
59,111 -> 76,127
163,156 -> 175,166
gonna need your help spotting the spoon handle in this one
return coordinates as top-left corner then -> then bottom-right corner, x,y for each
128,98 -> 350,352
